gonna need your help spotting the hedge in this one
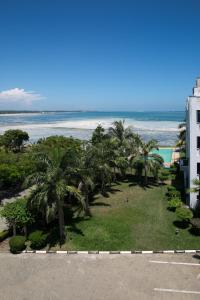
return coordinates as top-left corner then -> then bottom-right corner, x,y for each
9,236 -> 26,254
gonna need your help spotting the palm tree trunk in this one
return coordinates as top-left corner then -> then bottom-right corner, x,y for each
57,199 -> 66,244
144,157 -> 148,186
113,166 -> 116,182
85,194 -> 91,216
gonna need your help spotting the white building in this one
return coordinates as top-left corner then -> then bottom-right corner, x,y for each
183,78 -> 200,209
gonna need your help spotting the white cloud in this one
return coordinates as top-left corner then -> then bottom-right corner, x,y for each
0,88 -> 45,104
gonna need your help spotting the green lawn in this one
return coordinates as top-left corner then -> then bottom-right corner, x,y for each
52,180 -> 200,251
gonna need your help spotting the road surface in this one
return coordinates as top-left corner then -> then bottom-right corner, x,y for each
0,253 -> 199,300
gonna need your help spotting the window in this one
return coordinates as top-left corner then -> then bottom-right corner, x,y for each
197,137 -> 200,149
197,163 -> 200,175
197,110 -> 200,123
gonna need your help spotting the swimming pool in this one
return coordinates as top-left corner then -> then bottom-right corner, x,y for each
151,148 -> 173,163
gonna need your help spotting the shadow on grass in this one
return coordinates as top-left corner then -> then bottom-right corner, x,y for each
68,224 -> 84,236
90,202 -> 111,207
126,175 -> 159,190
47,220 -> 85,248
188,227 -> 200,236
101,188 -> 121,198
167,207 -> 176,212
47,227 -> 62,248
173,220 -> 189,229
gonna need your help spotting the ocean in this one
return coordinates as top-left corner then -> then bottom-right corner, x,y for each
0,111 -> 184,145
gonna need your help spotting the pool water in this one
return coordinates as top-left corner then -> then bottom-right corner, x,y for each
151,148 -> 173,163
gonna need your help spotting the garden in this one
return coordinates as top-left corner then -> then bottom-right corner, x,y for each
0,122 -> 199,253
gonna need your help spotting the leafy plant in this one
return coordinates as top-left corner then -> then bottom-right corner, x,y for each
167,185 -> 176,192
29,230 -> 48,249
168,198 -> 182,211
9,235 -> 26,253
176,207 -> 193,222
1,129 -> 29,152
0,197 -> 34,236
167,189 -> 181,199
158,168 -> 170,183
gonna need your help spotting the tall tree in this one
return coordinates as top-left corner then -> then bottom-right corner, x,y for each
0,197 -> 33,236
27,147 -> 83,243
1,129 -> 29,152
135,139 -> 163,185
91,124 -> 106,145
108,120 -> 134,145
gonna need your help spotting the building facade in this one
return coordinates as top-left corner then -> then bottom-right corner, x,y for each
183,78 -> 200,209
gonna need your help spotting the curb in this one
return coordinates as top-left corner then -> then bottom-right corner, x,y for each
20,250 -> 200,254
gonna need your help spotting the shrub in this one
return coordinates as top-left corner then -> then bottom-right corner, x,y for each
167,189 -> 181,199
167,186 -> 176,192
0,197 -> 34,236
9,236 -> 26,254
170,164 -> 178,174
176,207 -> 193,222
29,230 -> 48,250
190,218 -> 200,234
168,198 -> 182,211
0,230 -> 9,242
158,169 -> 170,183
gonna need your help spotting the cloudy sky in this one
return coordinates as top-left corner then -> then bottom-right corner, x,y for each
0,0 -> 200,111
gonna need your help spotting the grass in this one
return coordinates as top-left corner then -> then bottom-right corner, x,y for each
51,178 -> 200,251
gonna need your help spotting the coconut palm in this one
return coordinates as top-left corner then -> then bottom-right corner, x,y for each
87,141 -> 113,194
135,139 -> 163,185
26,147 -> 84,243
76,148 -> 95,216
108,120 -> 134,145
177,122 -> 186,148
78,175 -> 94,216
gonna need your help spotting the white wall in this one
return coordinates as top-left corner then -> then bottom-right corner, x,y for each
187,94 -> 200,208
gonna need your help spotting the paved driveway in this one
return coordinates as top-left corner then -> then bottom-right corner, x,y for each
0,253 -> 199,300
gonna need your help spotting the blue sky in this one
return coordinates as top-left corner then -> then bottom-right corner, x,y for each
0,0 -> 200,111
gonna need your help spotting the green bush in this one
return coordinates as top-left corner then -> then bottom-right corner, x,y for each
9,236 -> 26,254
29,230 -> 48,250
168,198 -> 182,211
0,230 -> 9,242
167,186 -> 176,192
176,207 -> 193,222
167,189 -> 181,199
170,164 -> 178,174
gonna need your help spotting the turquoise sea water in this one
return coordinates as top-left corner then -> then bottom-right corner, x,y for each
151,148 -> 173,163
0,111 -> 184,145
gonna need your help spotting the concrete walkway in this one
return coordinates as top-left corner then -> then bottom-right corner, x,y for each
0,253 -> 199,300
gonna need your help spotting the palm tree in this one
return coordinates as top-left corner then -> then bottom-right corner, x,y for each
78,175 -> 94,216
177,122 -> 186,148
27,147 -> 83,243
108,120 -> 142,177
87,142 -> 113,194
136,139 -> 163,186
108,120 -> 134,145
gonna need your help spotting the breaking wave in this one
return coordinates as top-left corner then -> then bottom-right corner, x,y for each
0,118 -> 180,133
